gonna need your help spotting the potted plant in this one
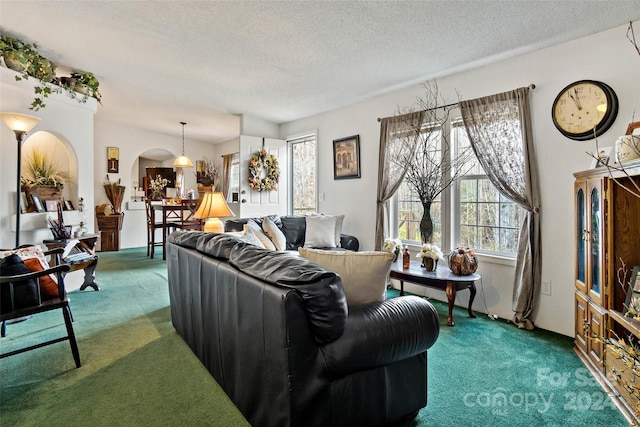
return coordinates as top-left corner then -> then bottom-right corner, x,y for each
21,148 -> 69,210
69,71 -> 102,104
0,34 -> 58,110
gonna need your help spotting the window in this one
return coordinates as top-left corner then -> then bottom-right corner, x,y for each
454,123 -> 520,255
227,153 -> 240,202
289,134 -> 317,214
393,120 -> 521,257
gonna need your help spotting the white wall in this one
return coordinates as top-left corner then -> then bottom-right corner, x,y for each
280,24 -> 640,336
0,67 -> 96,248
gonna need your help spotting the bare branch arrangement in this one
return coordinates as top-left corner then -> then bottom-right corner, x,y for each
389,81 -> 474,243
628,20 -> 640,57
586,21 -> 640,199
104,176 -> 126,214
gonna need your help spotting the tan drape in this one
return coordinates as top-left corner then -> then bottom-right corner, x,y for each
221,153 -> 234,199
375,111 -> 425,250
459,87 -> 541,330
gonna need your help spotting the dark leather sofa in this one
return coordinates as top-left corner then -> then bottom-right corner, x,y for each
224,214 -> 360,251
167,231 -> 440,427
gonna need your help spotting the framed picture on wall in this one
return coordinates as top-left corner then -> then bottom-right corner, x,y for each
333,135 -> 361,180
108,146 -> 119,173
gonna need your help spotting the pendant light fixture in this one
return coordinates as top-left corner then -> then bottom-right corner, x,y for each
173,121 -> 194,167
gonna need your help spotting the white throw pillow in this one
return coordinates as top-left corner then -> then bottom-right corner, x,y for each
246,220 -> 276,250
332,215 -> 344,247
298,247 -> 394,306
225,229 -> 264,248
304,216 -> 337,248
262,217 -> 287,251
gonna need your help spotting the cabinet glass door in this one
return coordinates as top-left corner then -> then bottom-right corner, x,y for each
576,187 -> 586,288
590,186 -> 601,297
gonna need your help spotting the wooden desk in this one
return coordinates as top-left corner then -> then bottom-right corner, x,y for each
43,234 -> 100,291
390,260 -> 479,326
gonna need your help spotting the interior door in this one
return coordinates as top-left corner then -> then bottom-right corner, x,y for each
238,135 -> 288,218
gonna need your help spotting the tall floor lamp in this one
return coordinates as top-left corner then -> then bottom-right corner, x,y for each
1,112 -> 42,247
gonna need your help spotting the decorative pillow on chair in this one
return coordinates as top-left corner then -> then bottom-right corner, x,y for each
0,254 -> 40,314
14,245 -> 59,298
262,217 -> 287,251
298,247 -> 394,306
304,216 -> 338,248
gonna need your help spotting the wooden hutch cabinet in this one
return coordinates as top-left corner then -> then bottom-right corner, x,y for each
574,159 -> 640,423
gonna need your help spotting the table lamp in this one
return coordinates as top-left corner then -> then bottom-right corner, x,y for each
194,192 -> 234,233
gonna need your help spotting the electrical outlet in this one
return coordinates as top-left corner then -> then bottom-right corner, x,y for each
542,280 -> 551,295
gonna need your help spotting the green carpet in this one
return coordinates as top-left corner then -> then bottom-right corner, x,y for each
0,247 -> 627,426
0,247 -> 249,427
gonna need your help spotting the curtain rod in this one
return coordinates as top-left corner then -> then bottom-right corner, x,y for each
376,84 -> 536,122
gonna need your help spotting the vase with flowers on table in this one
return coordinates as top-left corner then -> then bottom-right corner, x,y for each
417,243 -> 443,272
383,238 -> 403,261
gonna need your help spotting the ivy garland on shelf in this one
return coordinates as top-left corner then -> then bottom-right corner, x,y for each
249,149 -> 280,191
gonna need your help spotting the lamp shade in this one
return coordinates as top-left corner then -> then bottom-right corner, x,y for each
173,155 -> 194,167
174,121 -> 193,167
194,192 -> 234,233
0,112 -> 41,133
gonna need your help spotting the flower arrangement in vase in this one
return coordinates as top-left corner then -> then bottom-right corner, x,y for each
197,156 -> 220,190
383,238 -> 403,261
417,243 -> 443,271
149,174 -> 169,200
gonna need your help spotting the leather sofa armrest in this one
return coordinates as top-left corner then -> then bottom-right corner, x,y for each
340,234 -> 359,251
320,296 -> 439,378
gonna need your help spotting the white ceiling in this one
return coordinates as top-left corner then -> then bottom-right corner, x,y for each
1,1 -> 639,144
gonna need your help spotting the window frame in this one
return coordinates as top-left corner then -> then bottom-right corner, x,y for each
391,117 -> 520,259
288,132 -> 318,215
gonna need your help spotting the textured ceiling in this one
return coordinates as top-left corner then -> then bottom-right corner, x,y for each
1,1 -> 639,143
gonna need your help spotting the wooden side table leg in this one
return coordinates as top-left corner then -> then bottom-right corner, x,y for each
468,282 -> 477,318
79,258 -> 100,291
399,280 -> 405,296
445,281 -> 455,326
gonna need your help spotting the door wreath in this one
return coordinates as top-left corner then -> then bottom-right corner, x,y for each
249,150 -> 280,191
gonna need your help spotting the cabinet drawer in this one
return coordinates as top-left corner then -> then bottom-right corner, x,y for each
606,344 -> 640,408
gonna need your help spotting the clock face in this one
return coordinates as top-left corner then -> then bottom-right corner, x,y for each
552,80 -> 618,141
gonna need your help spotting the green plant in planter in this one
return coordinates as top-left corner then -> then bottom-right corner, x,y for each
69,71 -> 102,104
0,33 -> 59,110
21,148 -> 69,190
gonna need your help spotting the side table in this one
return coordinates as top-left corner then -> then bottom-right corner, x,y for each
390,260 -> 479,326
43,234 -> 100,291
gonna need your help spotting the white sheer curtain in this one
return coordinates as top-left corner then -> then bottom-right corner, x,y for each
375,111 -> 424,250
459,87 -> 541,330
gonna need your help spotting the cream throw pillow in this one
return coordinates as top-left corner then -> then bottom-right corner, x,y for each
262,217 -> 287,251
298,247 -> 394,306
246,220 -> 276,250
304,216 -> 337,248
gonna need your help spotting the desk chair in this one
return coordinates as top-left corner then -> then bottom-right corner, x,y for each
0,247 -> 81,368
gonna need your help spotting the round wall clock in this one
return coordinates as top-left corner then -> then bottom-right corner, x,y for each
551,80 -> 618,141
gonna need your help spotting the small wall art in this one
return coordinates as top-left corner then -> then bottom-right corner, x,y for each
333,135 -> 361,180
108,146 -> 119,173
